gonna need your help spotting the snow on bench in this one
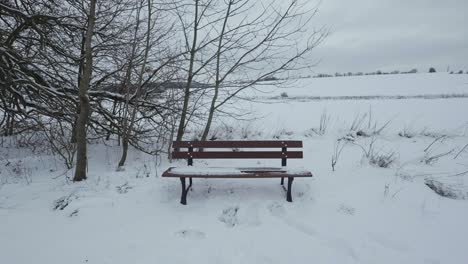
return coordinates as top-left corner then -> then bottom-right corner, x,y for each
164,166 -> 312,177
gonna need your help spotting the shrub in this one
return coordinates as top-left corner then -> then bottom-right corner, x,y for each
429,67 -> 436,73
398,127 -> 415,138
425,179 -> 467,200
347,109 -> 391,137
272,128 -> 293,139
280,92 -> 288,98
369,152 -> 396,168
331,139 -> 346,171
354,137 -> 396,168
310,110 -> 330,136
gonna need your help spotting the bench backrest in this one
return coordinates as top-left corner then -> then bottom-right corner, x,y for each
172,140 -> 303,166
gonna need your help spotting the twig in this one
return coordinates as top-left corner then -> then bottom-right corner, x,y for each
424,135 -> 446,152
392,187 -> 403,198
52,170 -> 70,179
454,143 -> 468,159
448,170 -> 468,177
423,149 -> 454,165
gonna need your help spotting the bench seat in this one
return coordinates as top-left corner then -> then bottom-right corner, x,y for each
162,166 -> 312,178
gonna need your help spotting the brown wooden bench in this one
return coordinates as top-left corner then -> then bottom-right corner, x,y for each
162,140 -> 313,205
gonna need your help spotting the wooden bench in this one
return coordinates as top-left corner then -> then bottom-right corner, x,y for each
162,140 -> 313,205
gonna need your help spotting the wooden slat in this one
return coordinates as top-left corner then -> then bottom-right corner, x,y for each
172,140 -> 302,148
172,151 -> 303,159
162,168 -> 313,178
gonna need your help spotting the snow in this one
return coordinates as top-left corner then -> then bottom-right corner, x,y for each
165,166 -> 312,176
1,73 -> 468,264
248,72 -> 468,98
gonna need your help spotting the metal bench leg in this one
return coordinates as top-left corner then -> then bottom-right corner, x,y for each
180,177 -> 193,205
287,177 -> 294,202
281,177 -> 284,185
180,177 -> 187,205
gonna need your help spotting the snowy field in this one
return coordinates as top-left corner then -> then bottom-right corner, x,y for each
249,72 -> 468,98
1,73 -> 468,264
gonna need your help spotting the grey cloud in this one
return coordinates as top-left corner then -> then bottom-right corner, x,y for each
308,0 -> 468,73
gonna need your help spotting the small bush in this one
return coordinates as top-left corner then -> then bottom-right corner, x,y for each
331,139 -> 346,171
240,124 -> 262,139
3,159 -> 32,184
347,109 -> 391,137
280,92 -> 288,98
398,127 -> 415,138
425,179 -> 467,200
272,128 -> 293,139
369,152 -> 396,168
308,110 -> 330,136
429,67 -> 436,73
354,137 -> 396,168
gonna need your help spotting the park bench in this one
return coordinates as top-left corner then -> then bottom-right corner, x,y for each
162,140 -> 313,205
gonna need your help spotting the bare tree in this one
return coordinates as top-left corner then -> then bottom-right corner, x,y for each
1,0 -> 180,177
174,0 -> 202,142
118,0 -> 153,168
74,0 -> 97,181
199,0 -> 327,141
166,0 -> 326,142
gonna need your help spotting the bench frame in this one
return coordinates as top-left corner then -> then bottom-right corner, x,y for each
162,140 -> 312,205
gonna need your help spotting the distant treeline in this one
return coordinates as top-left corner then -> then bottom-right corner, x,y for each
311,68 -> 467,79
449,70 -> 467,74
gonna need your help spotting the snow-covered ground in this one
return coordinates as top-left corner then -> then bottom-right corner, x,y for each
1,73 -> 468,264
249,72 -> 468,98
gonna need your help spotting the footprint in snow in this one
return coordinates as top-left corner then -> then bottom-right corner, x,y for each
338,204 -> 355,216
367,232 -> 410,252
218,206 -> 240,227
242,203 -> 261,226
175,229 -> 206,240
116,182 -> 133,194
267,202 -> 359,261
267,202 -> 286,217
53,194 -> 77,211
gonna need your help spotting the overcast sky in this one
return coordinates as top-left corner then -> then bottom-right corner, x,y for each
310,0 -> 468,74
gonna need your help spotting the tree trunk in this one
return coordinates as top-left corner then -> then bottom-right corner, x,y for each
8,113 -> 14,136
200,1 -> 232,141
118,136 -> 129,167
118,0 -> 150,168
175,76 -> 192,142
72,32 -> 86,144
73,0 -> 97,182
175,0 -> 199,142
200,87 -> 217,141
